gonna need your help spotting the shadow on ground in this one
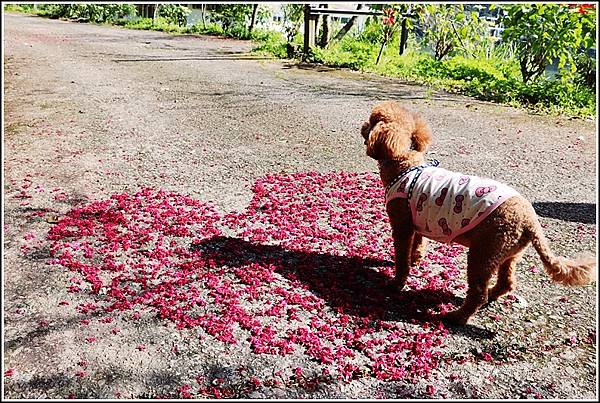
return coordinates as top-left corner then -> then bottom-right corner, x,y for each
533,202 -> 596,224
280,61 -> 472,102
194,236 -> 457,321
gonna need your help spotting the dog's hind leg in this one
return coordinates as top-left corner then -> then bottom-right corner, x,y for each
488,250 -> 525,302
440,251 -> 499,325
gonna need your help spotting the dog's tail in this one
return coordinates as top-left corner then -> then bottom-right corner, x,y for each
529,221 -> 596,286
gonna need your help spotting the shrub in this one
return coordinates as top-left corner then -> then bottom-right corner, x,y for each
251,30 -> 287,58
155,4 -> 190,27
35,4 -> 136,23
500,3 -> 597,83
184,22 -> 224,36
358,20 -> 385,44
441,56 -> 506,82
309,39 -> 376,70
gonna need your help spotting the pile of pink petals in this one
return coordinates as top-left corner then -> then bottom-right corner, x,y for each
47,171 -> 467,383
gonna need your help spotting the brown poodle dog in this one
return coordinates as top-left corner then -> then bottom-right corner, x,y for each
361,100 -> 595,325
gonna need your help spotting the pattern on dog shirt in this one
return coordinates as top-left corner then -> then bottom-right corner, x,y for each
386,164 -> 520,243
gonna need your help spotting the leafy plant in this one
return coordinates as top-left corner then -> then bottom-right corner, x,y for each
34,4 -> 136,23
209,4 -> 270,39
375,7 -> 400,64
281,4 -> 304,42
499,3 -> 597,83
251,30 -> 287,59
155,4 -> 190,27
420,4 -> 489,61
184,22 -> 224,36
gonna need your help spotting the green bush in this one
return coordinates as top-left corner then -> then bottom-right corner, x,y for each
122,17 -> 181,33
251,30 -> 287,58
123,17 -> 155,30
184,22 -> 224,36
224,25 -> 250,39
310,39 -> 376,70
357,20 -> 385,43
155,4 -> 190,27
33,4 -> 136,23
441,56 -> 506,82
4,4 -> 36,12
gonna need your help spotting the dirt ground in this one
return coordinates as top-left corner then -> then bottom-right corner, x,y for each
2,13 -> 597,399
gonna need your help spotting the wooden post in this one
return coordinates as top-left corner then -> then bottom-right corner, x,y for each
303,5 -> 316,59
318,4 -> 329,48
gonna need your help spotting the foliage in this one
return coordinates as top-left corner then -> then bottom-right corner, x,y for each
33,4 -> 136,23
358,19 -> 385,44
251,30 -> 288,59
4,4 -> 36,12
184,22 -> 224,36
420,4 -> 490,61
209,4 -> 270,39
310,38 -> 377,70
499,3 -> 597,83
375,7 -> 401,64
574,51 -> 596,87
123,17 -> 181,33
281,4 -> 304,42
155,4 -> 190,27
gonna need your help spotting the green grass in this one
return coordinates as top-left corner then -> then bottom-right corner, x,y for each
253,33 -> 596,117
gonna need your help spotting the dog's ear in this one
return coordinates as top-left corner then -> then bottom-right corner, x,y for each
364,121 -> 388,160
361,121 -> 371,142
411,113 -> 432,152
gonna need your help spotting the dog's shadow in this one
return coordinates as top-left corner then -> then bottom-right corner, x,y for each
192,236 -> 479,327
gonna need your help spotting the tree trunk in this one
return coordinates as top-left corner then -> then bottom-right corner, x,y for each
201,4 -> 206,28
399,17 -> 408,55
318,4 -> 330,48
153,4 -> 160,23
332,4 -> 363,42
248,4 -> 258,34
314,10 -> 321,43
376,41 -> 386,65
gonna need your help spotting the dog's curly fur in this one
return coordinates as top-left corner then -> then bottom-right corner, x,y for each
362,100 -> 596,325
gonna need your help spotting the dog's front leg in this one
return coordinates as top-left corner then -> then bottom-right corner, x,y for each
386,201 -> 415,291
391,227 -> 415,291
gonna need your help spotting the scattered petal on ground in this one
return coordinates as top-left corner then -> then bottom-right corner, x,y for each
46,172 -> 468,390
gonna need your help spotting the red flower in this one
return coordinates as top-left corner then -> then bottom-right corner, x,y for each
382,8 -> 396,26
5,368 -> 14,377
569,3 -> 595,13
579,4 -> 595,13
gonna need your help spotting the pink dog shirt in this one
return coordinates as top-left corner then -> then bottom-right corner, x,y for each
385,161 -> 520,243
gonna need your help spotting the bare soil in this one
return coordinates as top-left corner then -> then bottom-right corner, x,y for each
2,13 -> 597,399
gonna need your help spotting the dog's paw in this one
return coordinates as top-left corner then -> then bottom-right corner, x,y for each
410,252 -> 424,266
433,311 -> 469,326
385,278 -> 406,293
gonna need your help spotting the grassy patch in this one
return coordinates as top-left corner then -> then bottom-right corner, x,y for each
253,34 -> 596,117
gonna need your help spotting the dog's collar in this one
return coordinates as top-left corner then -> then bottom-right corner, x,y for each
385,159 -> 440,198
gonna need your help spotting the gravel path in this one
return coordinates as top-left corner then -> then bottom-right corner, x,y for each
3,13 -> 597,399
